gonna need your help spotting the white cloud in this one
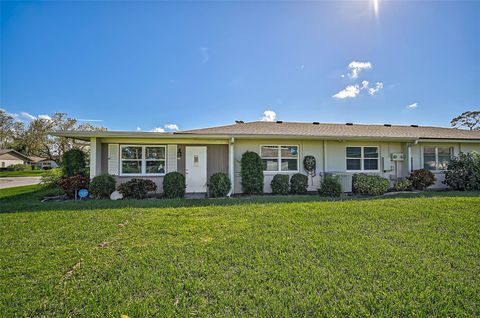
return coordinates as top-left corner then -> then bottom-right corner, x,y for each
78,119 -> 103,122
407,102 -> 418,109
151,127 -> 165,132
333,85 -> 360,99
367,82 -> 384,95
19,112 -> 36,121
261,110 -> 277,122
164,124 -> 179,131
38,114 -> 52,121
136,127 -> 142,131
361,80 -> 369,90
200,47 -> 209,63
300,64 -> 305,71
348,61 -> 372,79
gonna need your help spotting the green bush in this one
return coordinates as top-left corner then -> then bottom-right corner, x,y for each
443,152 -> 480,190
290,173 -> 308,194
352,173 -> 390,196
62,149 -> 87,177
240,151 -> 264,194
271,174 -> 290,195
40,168 -> 63,188
57,175 -> 90,199
208,172 -> 231,198
117,178 -> 157,199
394,178 -> 413,191
163,172 -> 186,198
407,169 -> 436,190
90,174 -> 116,199
7,164 -> 32,171
318,175 -> 342,197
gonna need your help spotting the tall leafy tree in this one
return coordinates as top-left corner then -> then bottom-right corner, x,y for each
451,111 -> 480,130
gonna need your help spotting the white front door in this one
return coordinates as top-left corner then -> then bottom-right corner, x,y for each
185,146 -> 207,193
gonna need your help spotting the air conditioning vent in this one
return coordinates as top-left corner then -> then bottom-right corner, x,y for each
411,124 -> 418,127
313,122 -> 319,125
346,122 -> 353,126
384,124 -> 392,127
276,120 -> 283,124
235,120 -> 244,124
391,153 -> 405,161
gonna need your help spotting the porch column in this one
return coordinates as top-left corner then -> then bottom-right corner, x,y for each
227,137 -> 235,196
407,145 -> 412,173
89,137 -> 102,178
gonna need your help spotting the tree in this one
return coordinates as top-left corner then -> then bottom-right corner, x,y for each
450,111 -> 480,130
0,109 -> 24,149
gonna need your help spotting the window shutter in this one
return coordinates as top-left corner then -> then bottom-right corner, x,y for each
107,144 -> 119,175
167,144 -> 177,172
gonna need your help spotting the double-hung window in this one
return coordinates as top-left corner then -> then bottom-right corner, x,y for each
261,145 -> 299,172
120,145 -> 166,175
346,146 -> 379,171
423,147 -> 453,171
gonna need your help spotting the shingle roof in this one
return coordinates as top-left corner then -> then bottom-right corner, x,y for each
178,121 -> 480,140
0,149 -> 33,161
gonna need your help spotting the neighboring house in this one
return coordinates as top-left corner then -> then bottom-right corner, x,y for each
53,121 -> 480,193
29,156 -> 59,170
0,149 -> 32,168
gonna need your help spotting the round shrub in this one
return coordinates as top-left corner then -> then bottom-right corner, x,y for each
407,169 -> 436,190
7,164 -> 32,171
90,174 -> 116,199
271,174 -> 290,195
318,175 -> 342,197
290,173 -> 308,194
118,178 -> 157,199
40,168 -> 63,188
62,149 -> 87,177
394,178 -> 412,191
163,172 -> 186,198
443,152 -> 480,190
240,151 -> 264,194
352,173 -> 389,196
57,175 -> 90,199
208,172 -> 231,198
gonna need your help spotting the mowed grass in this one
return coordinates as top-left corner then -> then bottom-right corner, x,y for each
0,188 -> 479,316
0,170 -> 46,177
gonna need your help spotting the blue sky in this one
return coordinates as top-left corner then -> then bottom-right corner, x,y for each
1,1 -> 479,131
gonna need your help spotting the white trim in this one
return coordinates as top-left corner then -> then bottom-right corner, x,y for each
227,138 -> 235,196
260,144 -> 300,173
345,145 -> 380,172
119,144 -> 167,176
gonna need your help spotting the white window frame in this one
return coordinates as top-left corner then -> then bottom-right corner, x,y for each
345,146 -> 380,172
260,145 -> 300,173
120,145 -> 167,176
422,146 -> 453,172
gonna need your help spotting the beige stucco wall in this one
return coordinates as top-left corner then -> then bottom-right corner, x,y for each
0,159 -> 24,168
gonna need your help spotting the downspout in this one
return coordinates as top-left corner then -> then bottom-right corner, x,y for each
323,140 -> 327,178
227,137 -> 235,197
407,139 -> 419,173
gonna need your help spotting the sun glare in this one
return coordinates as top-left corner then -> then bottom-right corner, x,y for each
372,0 -> 379,17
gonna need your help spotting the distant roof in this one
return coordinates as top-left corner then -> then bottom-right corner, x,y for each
179,121 -> 480,140
51,121 -> 480,141
0,149 -> 33,161
29,156 -> 48,163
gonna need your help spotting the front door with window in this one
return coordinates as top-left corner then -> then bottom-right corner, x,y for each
185,146 -> 207,193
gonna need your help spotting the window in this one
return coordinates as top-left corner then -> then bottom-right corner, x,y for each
346,146 -> 379,171
121,145 -> 166,175
423,147 -> 452,171
260,145 -> 298,172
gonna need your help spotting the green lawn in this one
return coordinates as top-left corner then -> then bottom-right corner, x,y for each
0,170 -> 47,177
1,187 -> 479,316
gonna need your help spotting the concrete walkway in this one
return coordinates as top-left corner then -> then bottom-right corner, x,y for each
0,177 -> 42,189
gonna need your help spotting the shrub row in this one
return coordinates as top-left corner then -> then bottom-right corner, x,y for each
270,174 -> 309,195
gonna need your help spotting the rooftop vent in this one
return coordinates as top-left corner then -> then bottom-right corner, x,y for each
384,124 -> 392,127
235,120 -> 244,124
410,124 -> 418,128
276,120 -> 283,124
313,122 -> 320,125
346,122 -> 354,126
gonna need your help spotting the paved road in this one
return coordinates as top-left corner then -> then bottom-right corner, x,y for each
0,177 -> 42,189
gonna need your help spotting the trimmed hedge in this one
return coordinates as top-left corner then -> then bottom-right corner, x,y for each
208,172 -> 231,198
90,174 -> 116,199
394,178 -> 412,191
163,172 -> 186,198
443,152 -> 480,190
407,169 -> 436,190
118,178 -> 157,199
290,173 -> 308,194
318,175 -> 342,197
240,151 -> 264,194
352,173 -> 389,196
271,174 -> 290,195
57,175 -> 90,199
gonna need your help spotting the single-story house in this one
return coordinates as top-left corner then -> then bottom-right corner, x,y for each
0,149 -> 32,168
29,156 -> 59,169
53,121 -> 480,193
